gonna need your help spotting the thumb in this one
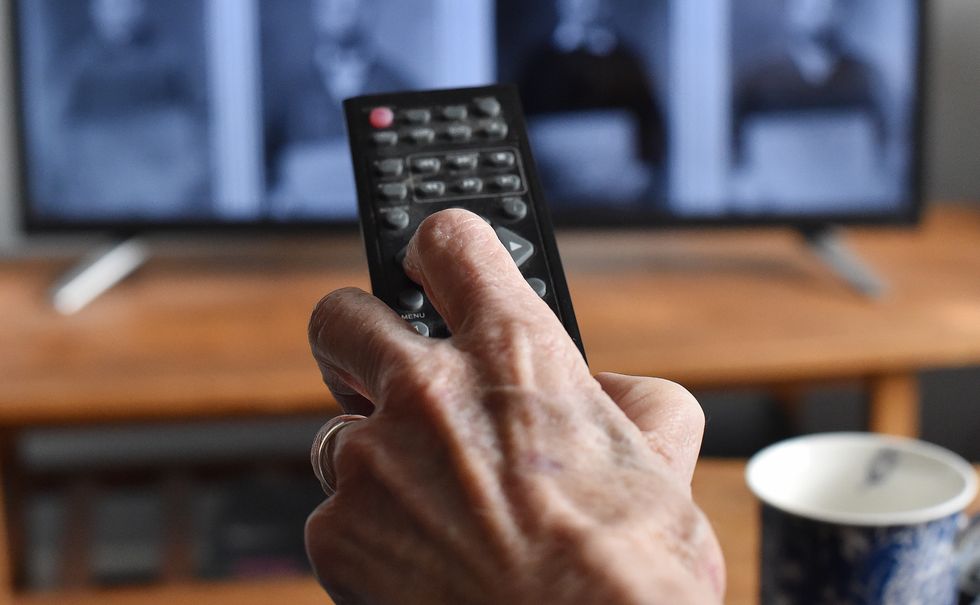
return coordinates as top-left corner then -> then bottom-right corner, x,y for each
594,373 -> 706,484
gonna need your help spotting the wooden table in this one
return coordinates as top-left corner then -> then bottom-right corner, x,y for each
2,205 -> 980,433
0,203 -> 979,603
558,205 -> 980,437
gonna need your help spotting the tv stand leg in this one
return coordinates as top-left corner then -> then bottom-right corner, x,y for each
867,373 -> 919,437
801,228 -> 888,299
49,237 -> 149,314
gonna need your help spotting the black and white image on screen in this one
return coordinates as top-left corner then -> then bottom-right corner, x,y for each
729,0 -> 917,214
18,0 -> 211,221
497,0 -> 670,212
261,0 -> 440,219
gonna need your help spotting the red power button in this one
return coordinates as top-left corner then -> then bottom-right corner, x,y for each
369,107 -> 394,129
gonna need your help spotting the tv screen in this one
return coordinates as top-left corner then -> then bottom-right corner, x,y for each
12,0 -> 922,230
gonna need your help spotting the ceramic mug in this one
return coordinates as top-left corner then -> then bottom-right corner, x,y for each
747,432 -> 980,605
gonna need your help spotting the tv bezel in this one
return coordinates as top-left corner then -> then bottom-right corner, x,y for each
9,0 -> 927,235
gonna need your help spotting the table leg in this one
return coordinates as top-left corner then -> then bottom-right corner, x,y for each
867,373 -> 920,437
0,441 -> 16,604
61,478 -> 96,589
772,384 -> 805,434
161,472 -> 194,582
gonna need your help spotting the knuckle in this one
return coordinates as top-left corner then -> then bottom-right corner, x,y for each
305,501 -> 346,567
314,287 -> 366,313
359,316 -> 407,363
454,314 -> 582,387
376,355 -> 473,423
652,378 -> 705,432
383,353 -> 464,413
309,288 -> 367,342
305,511 -> 360,603
468,310 -> 533,342
360,335 -> 430,395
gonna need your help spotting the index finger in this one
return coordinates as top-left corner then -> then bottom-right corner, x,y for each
402,209 -> 567,340
308,287 -> 429,408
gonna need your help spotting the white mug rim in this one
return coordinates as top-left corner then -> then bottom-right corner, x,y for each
746,432 -> 978,527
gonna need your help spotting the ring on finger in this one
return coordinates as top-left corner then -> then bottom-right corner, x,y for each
311,414 -> 367,497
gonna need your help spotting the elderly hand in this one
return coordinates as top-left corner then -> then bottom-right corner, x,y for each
306,209 -> 725,605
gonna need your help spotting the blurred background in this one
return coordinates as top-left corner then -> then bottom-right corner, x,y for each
0,0 -> 978,603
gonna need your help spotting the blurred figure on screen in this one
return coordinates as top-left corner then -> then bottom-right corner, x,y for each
731,0 -> 893,211
56,0 -> 208,219
517,0 -> 666,206
268,0 -> 408,219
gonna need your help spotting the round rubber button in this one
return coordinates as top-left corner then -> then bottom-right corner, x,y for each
398,289 -> 424,312
369,107 -> 394,129
527,278 -> 547,298
383,209 -> 410,230
475,97 -> 501,117
410,321 -> 430,337
501,197 -> 528,221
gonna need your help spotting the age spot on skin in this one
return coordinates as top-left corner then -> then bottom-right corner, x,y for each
523,452 -> 565,474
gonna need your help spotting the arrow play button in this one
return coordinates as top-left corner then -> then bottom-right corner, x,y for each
495,226 -> 534,268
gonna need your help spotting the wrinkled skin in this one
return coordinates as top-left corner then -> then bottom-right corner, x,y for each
307,209 -> 725,605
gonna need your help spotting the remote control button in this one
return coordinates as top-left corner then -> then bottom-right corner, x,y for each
382,208 -> 410,230
446,153 -> 479,171
374,158 -> 404,178
403,108 -> 431,124
442,105 -> 468,121
494,226 -> 535,268
372,131 -> 398,147
398,289 -> 424,312
416,181 -> 446,198
446,123 -> 473,142
378,182 -> 408,201
408,127 -> 436,144
487,151 -> 516,168
492,175 -> 522,192
500,196 -> 528,220
455,177 -> 483,195
410,321 -> 430,337
527,278 -> 547,298
475,97 -> 501,117
482,120 -> 509,139
411,157 -> 442,174
369,107 -> 394,129
395,245 -> 408,266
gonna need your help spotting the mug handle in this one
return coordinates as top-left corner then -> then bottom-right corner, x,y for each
958,513 -> 980,604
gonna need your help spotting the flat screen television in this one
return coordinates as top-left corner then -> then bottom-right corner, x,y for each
11,0 -> 925,232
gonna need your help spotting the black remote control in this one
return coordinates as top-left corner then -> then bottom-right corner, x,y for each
343,84 -> 585,359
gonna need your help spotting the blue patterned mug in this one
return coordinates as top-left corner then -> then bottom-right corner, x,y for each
747,433 -> 979,605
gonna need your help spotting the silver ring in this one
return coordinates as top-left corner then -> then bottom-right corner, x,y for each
311,414 -> 367,497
